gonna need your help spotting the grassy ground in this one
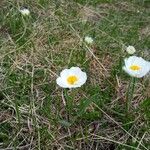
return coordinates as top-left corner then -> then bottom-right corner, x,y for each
0,0 -> 150,149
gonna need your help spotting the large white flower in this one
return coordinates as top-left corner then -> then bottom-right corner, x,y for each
56,67 -> 87,88
19,7 -> 30,16
123,56 -> 150,78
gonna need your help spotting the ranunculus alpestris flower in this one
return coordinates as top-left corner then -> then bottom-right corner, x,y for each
84,36 -> 93,44
56,67 -> 87,88
19,7 -> 30,16
126,46 -> 136,54
123,56 -> 150,78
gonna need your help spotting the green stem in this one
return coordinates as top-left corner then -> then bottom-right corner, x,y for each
64,89 -> 72,121
126,77 -> 136,113
64,89 -> 77,122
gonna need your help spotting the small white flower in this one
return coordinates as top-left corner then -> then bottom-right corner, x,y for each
56,67 -> 87,88
123,56 -> 150,78
19,7 -> 30,16
84,36 -> 93,44
126,46 -> 136,54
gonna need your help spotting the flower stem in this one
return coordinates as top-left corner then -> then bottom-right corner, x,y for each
126,77 -> 136,113
64,89 -> 73,121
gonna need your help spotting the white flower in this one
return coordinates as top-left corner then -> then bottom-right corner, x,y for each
123,56 -> 150,78
19,7 -> 30,16
84,36 -> 93,44
126,46 -> 136,54
56,67 -> 87,88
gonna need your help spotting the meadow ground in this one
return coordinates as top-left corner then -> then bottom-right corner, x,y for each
0,0 -> 150,149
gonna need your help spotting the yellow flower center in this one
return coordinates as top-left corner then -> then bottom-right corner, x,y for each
67,75 -> 78,85
130,65 -> 141,71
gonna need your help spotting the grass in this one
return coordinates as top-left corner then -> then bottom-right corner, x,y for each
0,0 -> 150,149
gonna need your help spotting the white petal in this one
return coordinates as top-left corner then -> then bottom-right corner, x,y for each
60,69 -> 70,78
56,77 -> 68,88
132,57 -> 146,66
138,64 -> 150,77
77,72 -> 87,85
125,56 -> 138,66
69,67 -> 82,74
124,58 -> 128,67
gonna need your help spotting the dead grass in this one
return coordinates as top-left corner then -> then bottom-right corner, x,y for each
0,0 -> 150,150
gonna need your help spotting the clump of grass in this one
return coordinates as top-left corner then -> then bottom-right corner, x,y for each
0,0 -> 149,149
